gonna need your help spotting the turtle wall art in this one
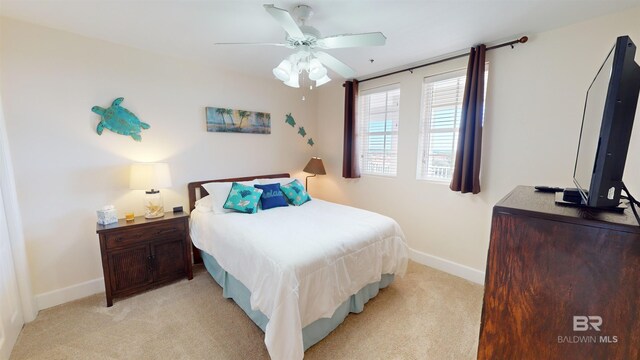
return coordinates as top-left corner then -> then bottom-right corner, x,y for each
92,97 -> 150,141
284,113 -> 315,147
285,113 -> 296,127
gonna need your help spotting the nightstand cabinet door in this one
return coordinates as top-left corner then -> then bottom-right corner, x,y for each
108,244 -> 153,294
151,239 -> 186,283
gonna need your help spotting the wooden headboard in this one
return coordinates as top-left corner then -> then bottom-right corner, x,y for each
187,173 -> 290,212
187,173 -> 289,264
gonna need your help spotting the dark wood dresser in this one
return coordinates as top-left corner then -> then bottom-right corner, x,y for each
96,212 -> 192,306
478,186 -> 640,360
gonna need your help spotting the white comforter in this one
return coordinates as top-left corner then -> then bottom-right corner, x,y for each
190,199 -> 408,360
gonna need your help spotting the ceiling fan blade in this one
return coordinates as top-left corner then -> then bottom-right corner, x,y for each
214,42 -> 290,47
263,4 -> 305,41
318,32 -> 386,49
314,51 -> 356,78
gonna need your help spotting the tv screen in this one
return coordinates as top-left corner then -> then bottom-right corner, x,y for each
573,35 -> 640,208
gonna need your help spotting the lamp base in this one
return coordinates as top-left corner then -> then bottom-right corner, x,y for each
305,174 -> 317,190
144,211 -> 165,219
144,190 -> 165,219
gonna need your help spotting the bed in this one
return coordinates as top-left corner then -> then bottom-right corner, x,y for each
188,173 -> 408,359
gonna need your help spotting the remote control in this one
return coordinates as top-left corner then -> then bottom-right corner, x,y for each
535,186 -> 565,193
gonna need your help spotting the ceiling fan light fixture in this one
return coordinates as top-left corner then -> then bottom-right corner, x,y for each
308,58 -> 327,81
273,59 -> 292,81
283,72 -> 300,88
297,60 -> 309,72
220,4 -> 386,87
315,74 -> 331,87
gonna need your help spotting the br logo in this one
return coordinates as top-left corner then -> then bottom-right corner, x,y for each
573,316 -> 602,331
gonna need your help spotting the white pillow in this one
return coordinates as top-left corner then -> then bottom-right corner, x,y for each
201,180 -> 256,214
258,177 -> 304,189
194,195 -> 214,212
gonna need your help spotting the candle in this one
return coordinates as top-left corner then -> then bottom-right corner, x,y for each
125,212 -> 135,221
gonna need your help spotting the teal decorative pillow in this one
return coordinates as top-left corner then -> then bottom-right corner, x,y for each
223,182 -> 263,214
280,179 -> 311,206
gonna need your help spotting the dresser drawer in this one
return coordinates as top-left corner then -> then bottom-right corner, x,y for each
104,220 -> 185,249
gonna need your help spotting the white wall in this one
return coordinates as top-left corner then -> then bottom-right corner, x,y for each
2,7 -> 640,308
315,8 -> 640,281
0,18 -> 319,308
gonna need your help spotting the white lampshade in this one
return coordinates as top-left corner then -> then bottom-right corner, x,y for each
129,163 -> 172,190
315,74 -> 331,87
283,71 -> 300,88
297,60 -> 309,72
308,58 -> 327,81
273,59 -> 292,82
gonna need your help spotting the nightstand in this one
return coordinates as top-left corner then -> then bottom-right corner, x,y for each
96,211 -> 192,306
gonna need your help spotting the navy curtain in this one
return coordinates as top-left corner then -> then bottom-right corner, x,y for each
343,80 -> 360,178
450,45 -> 486,194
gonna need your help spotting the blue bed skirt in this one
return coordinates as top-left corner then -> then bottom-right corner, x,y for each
201,250 -> 394,351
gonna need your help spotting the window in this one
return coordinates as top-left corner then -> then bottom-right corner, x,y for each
357,85 -> 400,176
417,68 -> 487,181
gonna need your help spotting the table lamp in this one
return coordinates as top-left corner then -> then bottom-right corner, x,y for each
303,157 -> 326,190
130,162 -> 172,218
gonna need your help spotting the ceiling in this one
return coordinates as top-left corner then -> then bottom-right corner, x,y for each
1,0 -> 639,81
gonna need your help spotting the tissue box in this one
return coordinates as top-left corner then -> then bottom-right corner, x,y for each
97,205 -> 118,225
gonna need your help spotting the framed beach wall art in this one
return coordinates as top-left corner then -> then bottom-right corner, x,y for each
205,107 -> 271,134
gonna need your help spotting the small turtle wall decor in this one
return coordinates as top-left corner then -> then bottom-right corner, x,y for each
92,97 -> 150,141
284,113 -> 315,147
285,113 -> 296,127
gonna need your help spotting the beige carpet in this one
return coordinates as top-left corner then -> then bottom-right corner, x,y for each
10,261 -> 484,360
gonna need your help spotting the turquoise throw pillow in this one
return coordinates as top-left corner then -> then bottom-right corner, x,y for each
223,182 -> 263,214
280,179 -> 311,206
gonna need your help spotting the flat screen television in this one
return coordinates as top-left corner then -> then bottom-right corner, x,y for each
573,35 -> 640,208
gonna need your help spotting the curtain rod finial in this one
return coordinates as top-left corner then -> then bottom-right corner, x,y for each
519,36 -> 528,44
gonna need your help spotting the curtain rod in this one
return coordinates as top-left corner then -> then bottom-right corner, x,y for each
358,36 -> 528,83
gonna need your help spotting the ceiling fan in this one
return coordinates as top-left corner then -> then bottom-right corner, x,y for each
216,4 -> 386,88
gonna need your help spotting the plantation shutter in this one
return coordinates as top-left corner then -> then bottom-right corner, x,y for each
417,70 -> 467,181
357,85 -> 401,176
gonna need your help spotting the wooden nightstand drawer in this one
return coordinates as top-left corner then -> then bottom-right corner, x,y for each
96,212 -> 192,307
104,221 -> 185,250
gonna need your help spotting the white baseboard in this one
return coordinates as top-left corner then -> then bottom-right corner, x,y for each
35,278 -> 105,310
33,250 -> 483,310
409,248 -> 485,285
